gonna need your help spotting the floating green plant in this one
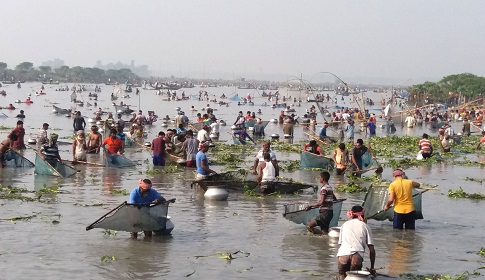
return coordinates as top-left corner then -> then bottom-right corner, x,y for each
448,188 -> 485,199
105,189 -> 130,196
100,255 -> 117,263
335,182 -> 367,193
103,229 -> 118,236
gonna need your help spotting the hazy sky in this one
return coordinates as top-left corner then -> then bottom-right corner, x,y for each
2,1 -> 484,85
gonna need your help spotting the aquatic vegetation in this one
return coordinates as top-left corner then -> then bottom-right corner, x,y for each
104,189 -> 130,196
100,255 -> 117,263
74,200 -> 104,207
102,229 -> 118,236
271,141 -> 301,154
0,185 -> 35,201
0,213 -> 39,222
448,188 -> 485,199
146,165 -> 182,176
0,125 -> 13,130
210,153 -> 243,166
279,160 -> 301,171
335,182 -> 367,193
37,184 -> 63,194
464,177 -> 483,184
479,248 -> 485,257
400,271 -> 481,279
243,185 -> 258,197
194,250 -> 250,261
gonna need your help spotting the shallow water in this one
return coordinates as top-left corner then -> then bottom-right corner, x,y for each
0,83 -> 484,279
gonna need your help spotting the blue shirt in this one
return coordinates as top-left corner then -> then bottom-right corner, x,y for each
116,132 -> 126,141
196,151 -> 209,175
129,188 -> 163,204
319,127 -> 327,138
367,122 -> 376,135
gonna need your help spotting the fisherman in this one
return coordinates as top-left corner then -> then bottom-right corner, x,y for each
367,119 -> 376,137
182,130 -> 199,167
256,152 -> 277,194
103,129 -> 124,155
116,114 -> 125,130
404,113 -> 416,128
253,118 -> 265,137
462,118 -> 471,136
209,116 -> 220,137
344,119 -> 355,141
333,143 -> 350,175
40,133 -> 62,165
151,131 -> 166,166
304,140 -> 322,155
11,120 -> 26,149
73,111 -> 86,132
0,133 -> 18,168
16,110 -> 25,119
418,133 -> 433,159
384,169 -> 421,229
440,135 -> 452,152
233,111 -> 246,129
176,123 -> 187,134
87,125 -> 102,153
195,142 -> 217,179
477,131 -> 485,150
128,178 -> 176,238
319,122 -> 330,142
36,123 -> 50,146
351,139 -> 376,174
197,125 -> 211,143
6,104 -> 15,110
253,141 -> 279,176
72,130 -> 87,162
337,205 -> 376,280
304,171 -> 338,234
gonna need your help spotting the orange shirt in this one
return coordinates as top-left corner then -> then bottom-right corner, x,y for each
103,137 -> 123,154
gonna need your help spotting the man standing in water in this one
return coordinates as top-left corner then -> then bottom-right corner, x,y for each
11,120 -> 26,149
129,179 -> 175,238
304,171 -> 338,234
182,130 -> 199,167
0,133 -> 18,168
103,129 -> 124,155
351,139 -> 376,173
87,125 -> 102,153
36,123 -> 49,146
418,133 -> 433,159
151,131 -> 166,166
253,141 -> 279,176
337,205 -> 376,279
256,153 -> 277,194
72,130 -> 87,162
195,142 -> 217,179
73,111 -> 86,132
384,169 -> 421,229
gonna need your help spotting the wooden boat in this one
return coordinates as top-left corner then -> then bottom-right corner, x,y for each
86,201 -> 174,234
34,154 -> 77,178
52,105 -> 70,114
282,199 -> 346,228
300,150 -> 334,170
103,149 -> 136,168
192,170 -> 317,195
113,104 -> 134,115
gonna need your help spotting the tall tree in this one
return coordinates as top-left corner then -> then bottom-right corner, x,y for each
15,62 -> 33,71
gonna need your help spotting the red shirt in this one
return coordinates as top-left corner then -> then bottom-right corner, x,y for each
11,127 -> 25,148
103,137 -> 123,154
151,136 -> 166,155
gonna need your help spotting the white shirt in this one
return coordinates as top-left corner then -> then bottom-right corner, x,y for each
337,219 -> 374,258
404,116 -> 415,127
197,130 -> 210,143
210,122 -> 219,134
256,149 -> 276,162
261,161 -> 276,182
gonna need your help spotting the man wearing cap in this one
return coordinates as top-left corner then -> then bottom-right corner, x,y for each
195,142 -> 216,179
129,178 -> 176,238
337,205 -> 376,279
11,120 -> 26,149
36,123 -> 49,146
182,130 -> 199,167
72,130 -> 87,162
73,111 -> 86,132
40,133 -> 62,164
87,125 -> 102,153
384,169 -> 421,229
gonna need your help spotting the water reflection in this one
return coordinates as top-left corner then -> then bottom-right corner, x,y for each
384,230 -> 423,276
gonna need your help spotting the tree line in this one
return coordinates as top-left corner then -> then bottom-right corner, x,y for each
0,61 -> 140,84
407,73 -> 485,106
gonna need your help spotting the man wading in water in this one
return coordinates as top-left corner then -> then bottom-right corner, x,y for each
304,171 -> 338,234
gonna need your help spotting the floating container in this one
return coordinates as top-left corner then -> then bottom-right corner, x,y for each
328,227 -> 340,238
270,119 -> 278,123
345,271 -> 372,280
204,186 -> 229,201
270,134 -> 280,140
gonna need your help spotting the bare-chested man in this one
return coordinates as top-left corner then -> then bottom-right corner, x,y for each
87,125 -> 102,153
0,133 -> 18,168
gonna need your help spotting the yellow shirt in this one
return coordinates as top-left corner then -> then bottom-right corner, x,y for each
388,178 -> 415,214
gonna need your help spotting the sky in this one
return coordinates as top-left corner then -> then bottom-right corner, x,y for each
1,0 -> 484,85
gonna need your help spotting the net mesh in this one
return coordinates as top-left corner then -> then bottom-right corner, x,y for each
283,199 -> 344,228
89,202 -> 169,232
352,151 -> 380,175
362,185 -> 424,221
300,151 -> 334,170
4,150 -> 34,167
104,152 -> 136,168
34,154 -> 77,177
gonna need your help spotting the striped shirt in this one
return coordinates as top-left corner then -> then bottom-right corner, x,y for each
320,184 -> 335,211
419,138 -> 432,153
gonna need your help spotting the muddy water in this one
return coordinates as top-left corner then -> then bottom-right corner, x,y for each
0,83 -> 484,279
